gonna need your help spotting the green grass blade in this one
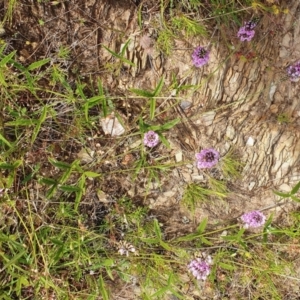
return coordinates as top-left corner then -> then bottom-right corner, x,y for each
31,105 -> 48,144
291,181 -> 300,195
102,44 -> 135,67
0,133 -> 12,148
99,275 -> 109,300
150,98 -> 156,120
27,58 -> 50,71
130,88 -> 153,98
0,50 -> 16,66
152,77 -> 164,97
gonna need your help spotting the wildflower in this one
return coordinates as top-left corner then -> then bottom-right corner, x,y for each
241,210 -> 266,229
117,241 -> 137,256
144,130 -> 159,147
237,26 -> 255,42
188,255 -> 212,281
195,148 -> 220,169
192,46 -> 210,68
287,61 -> 300,82
244,20 -> 258,31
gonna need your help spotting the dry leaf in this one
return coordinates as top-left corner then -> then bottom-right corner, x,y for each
101,114 -> 125,136
121,153 -> 134,166
77,147 -> 95,163
139,35 -> 154,55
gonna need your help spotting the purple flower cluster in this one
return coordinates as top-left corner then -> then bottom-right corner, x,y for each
241,210 -> 266,229
287,61 -> 300,82
143,130 -> 159,147
237,20 -> 258,42
188,255 -> 212,281
192,46 -> 210,68
195,148 -> 219,169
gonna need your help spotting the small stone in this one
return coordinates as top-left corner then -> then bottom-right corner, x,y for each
278,183 -> 291,192
129,139 -> 142,149
248,181 -> 256,190
180,101 -> 192,110
226,125 -> 235,140
191,174 -> 204,181
270,104 -> 278,114
175,151 -> 183,162
269,83 -> 276,101
246,136 -> 255,146
163,190 -> 176,198
186,164 -> 194,169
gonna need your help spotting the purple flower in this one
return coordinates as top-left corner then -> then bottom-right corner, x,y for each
188,255 -> 212,280
237,26 -> 255,42
192,46 -> 210,68
195,148 -> 220,169
144,130 -> 159,147
244,20 -> 258,31
241,211 -> 266,229
287,61 -> 300,82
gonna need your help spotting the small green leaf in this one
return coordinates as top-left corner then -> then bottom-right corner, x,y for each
273,190 -> 290,198
130,88 -> 153,98
291,181 -> 300,195
84,171 -> 101,178
99,275 -> 109,300
5,119 -> 36,126
153,219 -> 162,239
197,218 -> 208,234
48,158 -> 71,170
39,177 -> 57,185
159,118 -> 180,130
160,240 -> 171,251
219,262 -> 236,271
27,58 -> 50,71
157,133 -> 170,148
16,276 -> 30,296
32,106 -> 48,144
149,98 -> 156,120
0,50 -> 16,66
102,44 -> 135,67
74,175 -> 85,211
58,185 -> 82,192
140,237 -> 159,244
0,163 -> 16,170
291,195 -> 300,202
200,236 -> 213,246
152,77 -> 164,97
0,133 -> 12,148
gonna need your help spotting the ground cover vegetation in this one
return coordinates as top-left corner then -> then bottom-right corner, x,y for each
0,0 -> 300,299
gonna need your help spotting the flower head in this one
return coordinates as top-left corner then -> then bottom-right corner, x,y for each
188,255 -> 212,281
144,130 -> 159,147
287,61 -> 300,82
117,241 -> 137,256
241,211 -> 266,229
192,46 -> 210,68
237,26 -> 255,42
195,148 -> 220,169
244,20 -> 258,31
